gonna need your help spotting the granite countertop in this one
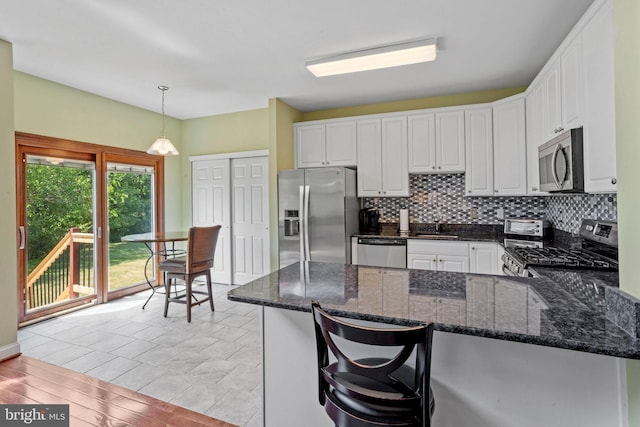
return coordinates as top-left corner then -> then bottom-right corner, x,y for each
228,261 -> 640,360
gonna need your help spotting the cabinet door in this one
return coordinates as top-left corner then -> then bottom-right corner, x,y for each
380,116 -> 409,197
464,107 -> 494,196
543,61 -> 563,142
438,255 -> 469,273
582,0 -> 617,193
295,125 -> 325,168
407,254 -> 437,271
356,118 -> 382,197
525,84 -> 548,195
325,120 -> 357,167
407,113 -> 436,173
469,242 -> 498,275
493,96 -> 527,196
409,295 -> 437,323
561,35 -> 583,130
435,111 -> 466,172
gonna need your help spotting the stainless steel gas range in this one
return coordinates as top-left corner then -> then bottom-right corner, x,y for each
501,218 -> 618,278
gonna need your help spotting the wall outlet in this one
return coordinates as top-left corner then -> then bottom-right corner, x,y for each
470,207 -> 478,219
497,207 -> 505,220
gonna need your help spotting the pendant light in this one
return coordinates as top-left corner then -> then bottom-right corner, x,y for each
146,85 -> 179,156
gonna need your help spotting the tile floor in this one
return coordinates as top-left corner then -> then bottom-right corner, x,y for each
17,283 -> 263,427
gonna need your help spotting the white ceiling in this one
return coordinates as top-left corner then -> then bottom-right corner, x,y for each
0,0 -> 594,120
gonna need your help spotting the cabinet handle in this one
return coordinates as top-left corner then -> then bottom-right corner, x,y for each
494,190 -> 498,193
432,166 -> 436,170
438,166 -> 441,170
439,259 -> 443,262
531,187 -> 538,191
611,178 -> 617,184
471,247 -> 475,250
326,161 -> 330,165
433,259 -> 437,263
468,190 -> 471,194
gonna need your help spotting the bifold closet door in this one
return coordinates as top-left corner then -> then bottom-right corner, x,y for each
192,158 -> 232,284
231,157 -> 270,285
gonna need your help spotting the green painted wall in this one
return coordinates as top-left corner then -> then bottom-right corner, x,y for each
614,0 -> 640,424
180,108 -> 270,229
268,98 -> 302,269
0,40 -> 18,352
300,86 -> 527,121
13,72 -> 184,232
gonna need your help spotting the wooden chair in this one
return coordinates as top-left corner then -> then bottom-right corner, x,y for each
312,301 -> 435,427
159,226 -> 221,322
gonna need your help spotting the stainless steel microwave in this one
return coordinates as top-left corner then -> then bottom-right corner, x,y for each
538,128 -> 584,192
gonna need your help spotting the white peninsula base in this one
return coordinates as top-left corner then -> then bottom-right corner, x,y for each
262,306 -> 628,427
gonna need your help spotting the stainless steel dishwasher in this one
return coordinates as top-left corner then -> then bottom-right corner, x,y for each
355,238 -> 407,268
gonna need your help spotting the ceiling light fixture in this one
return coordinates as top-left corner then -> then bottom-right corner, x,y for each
306,38 -> 438,77
147,85 -> 179,156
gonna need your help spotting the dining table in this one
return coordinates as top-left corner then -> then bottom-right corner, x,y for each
121,231 -> 188,309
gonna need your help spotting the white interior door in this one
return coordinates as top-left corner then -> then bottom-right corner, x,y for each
192,159 -> 232,284
231,156 -> 270,285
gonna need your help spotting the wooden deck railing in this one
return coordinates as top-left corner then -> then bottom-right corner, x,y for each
27,228 -> 95,309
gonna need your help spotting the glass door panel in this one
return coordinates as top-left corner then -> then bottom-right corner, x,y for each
24,155 -> 97,313
106,162 -> 155,291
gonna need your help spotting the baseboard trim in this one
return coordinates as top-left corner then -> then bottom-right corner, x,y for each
0,342 -> 21,362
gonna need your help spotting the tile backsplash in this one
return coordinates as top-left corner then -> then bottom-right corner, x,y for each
363,174 -> 617,234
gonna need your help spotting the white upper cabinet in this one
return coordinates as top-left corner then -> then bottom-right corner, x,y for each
561,36 -> 583,130
408,110 -> 465,173
581,0 -> 616,193
464,107 -> 494,196
407,113 -> 436,172
295,120 -> 357,168
325,121 -> 358,166
381,116 -> 409,196
357,116 -> 409,197
435,111 -> 466,172
540,35 -> 583,144
493,95 -> 527,196
525,83 -> 548,195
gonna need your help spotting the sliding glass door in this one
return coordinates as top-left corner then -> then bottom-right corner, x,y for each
16,134 -> 164,323
20,153 -> 98,319
106,161 -> 156,293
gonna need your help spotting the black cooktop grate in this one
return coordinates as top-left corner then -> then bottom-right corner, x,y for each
510,246 -> 618,271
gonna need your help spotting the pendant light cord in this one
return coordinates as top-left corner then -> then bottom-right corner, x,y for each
159,85 -> 169,138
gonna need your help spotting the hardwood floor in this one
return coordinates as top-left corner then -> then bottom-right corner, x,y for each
0,355 -> 237,427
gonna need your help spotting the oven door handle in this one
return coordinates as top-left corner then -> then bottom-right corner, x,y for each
502,265 -> 517,276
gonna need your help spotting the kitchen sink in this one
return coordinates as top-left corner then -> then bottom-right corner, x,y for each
414,234 -> 459,240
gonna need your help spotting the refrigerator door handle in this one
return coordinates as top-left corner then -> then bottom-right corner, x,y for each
299,185 -> 305,261
304,185 -> 311,261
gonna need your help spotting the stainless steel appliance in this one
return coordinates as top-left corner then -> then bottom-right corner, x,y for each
278,168 -> 359,268
504,218 -> 550,238
538,128 -> 584,192
502,219 -> 618,277
355,238 -> 407,268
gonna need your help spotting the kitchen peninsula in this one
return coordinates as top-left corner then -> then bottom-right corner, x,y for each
228,261 -> 634,427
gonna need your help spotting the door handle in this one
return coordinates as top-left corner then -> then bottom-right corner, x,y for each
304,185 -> 311,261
299,186 -> 305,262
18,226 -> 25,250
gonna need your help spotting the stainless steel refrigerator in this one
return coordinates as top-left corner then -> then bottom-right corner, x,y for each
278,168 -> 358,268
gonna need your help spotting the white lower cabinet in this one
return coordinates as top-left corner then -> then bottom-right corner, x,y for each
469,242 -> 500,275
407,240 -> 469,273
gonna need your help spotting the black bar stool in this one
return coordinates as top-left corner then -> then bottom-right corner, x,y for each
312,301 -> 435,427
